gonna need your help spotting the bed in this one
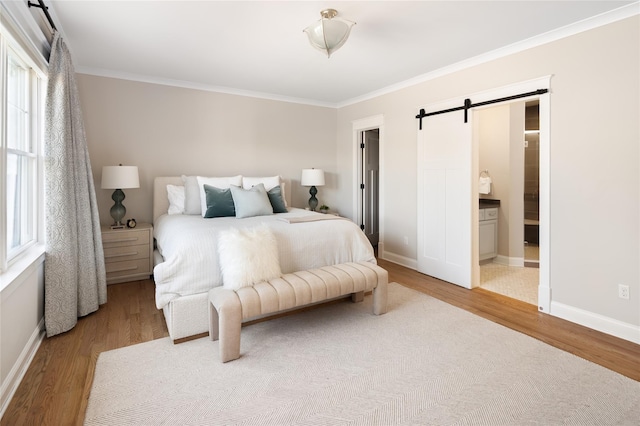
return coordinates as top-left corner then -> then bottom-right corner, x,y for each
152,176 -> 376,342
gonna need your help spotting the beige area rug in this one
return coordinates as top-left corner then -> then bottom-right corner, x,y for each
85,283 -> 639,425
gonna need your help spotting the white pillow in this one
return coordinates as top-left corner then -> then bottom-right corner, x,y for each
243,176 -> 287,207
196,175 -> 242,217
242,176 -> 281,191
166,184 -> 185,215
181,175 -> 201,215
218,224 -> 282,290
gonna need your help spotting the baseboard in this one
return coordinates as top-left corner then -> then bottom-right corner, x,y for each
537,283 -> 551,314
0,318 -> 45,418
378,246 -> 417,271
494,255 -> 524,267
550,301 -> 640,344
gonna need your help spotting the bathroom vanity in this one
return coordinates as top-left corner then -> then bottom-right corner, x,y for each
479,199 -> 499,261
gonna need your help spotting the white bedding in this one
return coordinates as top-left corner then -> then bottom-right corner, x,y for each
153,208 -> 375,309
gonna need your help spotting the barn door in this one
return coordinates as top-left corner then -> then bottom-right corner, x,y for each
417,109 -> 472,288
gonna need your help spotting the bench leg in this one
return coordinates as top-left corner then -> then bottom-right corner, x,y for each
218,302 -> 242,363
351,291 -> 364,303
209,300 -> 220,341
372,268 -> 389,315
209,289 -> 243,362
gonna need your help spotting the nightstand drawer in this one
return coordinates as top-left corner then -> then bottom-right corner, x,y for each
105,258 -> 151,280
102,228 -> 150,249
104,243 -> 150,263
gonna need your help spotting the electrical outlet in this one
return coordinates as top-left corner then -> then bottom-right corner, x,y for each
618,284 -> 629,300
403,236 -> 409,245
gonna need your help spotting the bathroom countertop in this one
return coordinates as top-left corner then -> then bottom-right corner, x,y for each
479,199 -> 500,209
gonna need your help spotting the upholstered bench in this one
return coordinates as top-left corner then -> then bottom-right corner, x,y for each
208,261 -> 388,362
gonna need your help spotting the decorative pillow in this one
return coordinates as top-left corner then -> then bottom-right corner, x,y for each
267,185 -> 288,213
203,184 -> 235,218
230,183 -> 273,219
242,176 -> 281,191
243,176 -> 287,207
197,175 -> 243,217
166,184 -> 185,215
181,175 -> 201,215
218,224 -> 282,290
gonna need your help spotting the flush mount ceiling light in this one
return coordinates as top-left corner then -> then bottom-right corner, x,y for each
304,9 -> 355,58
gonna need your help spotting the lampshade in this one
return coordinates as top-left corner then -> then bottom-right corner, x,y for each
301,169 -> 325,186
303,9 -> 355,58
101,165 -> 140,189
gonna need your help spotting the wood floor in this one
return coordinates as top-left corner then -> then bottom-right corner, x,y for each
2,260 -> 639,425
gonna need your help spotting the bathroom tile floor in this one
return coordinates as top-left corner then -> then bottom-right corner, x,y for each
524,244 -> 539,261
480,262 -> 539,306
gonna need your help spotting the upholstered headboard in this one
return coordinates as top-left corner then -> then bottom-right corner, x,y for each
153,176 -> 291,224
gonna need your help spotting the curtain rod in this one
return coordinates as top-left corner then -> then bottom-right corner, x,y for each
415,88 -> 548,130
28,0 -> 57,31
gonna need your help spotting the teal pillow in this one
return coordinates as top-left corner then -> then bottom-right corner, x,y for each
230,184 -> 274,219
267,185 -> 288,213
203,184 -> 235,218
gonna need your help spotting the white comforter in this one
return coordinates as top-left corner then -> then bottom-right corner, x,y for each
153,208 -> 376,309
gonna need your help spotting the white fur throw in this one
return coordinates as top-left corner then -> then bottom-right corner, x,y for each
217,225 -> 282,290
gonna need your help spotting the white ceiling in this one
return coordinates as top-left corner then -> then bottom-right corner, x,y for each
46,1 -> 636,107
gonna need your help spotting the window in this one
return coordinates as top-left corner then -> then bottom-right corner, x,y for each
1,26 -> 46,273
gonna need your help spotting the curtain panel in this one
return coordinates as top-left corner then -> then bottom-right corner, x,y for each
44,32 -> 107,337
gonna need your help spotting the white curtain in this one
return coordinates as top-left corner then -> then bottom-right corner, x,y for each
44,32 -> 107,337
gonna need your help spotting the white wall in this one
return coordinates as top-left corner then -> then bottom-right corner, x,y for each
0,255 -> 45,416
76,75 -> 339,226
336,16 -> 639,340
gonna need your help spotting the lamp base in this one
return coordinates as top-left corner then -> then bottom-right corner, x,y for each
308,185 -> 318,211
110,188 -> 126,227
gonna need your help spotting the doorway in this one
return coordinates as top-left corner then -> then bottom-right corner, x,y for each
416,76 -> 551,312
360,129 -> 380,249
353,115 -> 384,256
524,101 -> 540,267
476,100 -> 540,306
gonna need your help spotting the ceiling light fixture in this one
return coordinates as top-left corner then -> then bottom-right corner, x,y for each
303,9 -> 355,58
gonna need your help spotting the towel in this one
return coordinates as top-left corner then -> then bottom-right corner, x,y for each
479,176 -> 492,194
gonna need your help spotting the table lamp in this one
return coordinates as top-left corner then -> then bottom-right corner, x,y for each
301,168 -> 325,211
101,165 -> 139,228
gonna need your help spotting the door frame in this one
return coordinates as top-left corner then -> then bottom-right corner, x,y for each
352,115 -> 384,254
470,77 -> 551,313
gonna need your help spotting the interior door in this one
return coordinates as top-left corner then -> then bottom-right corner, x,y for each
362,129 -> 379,246
417,110 -> 472,288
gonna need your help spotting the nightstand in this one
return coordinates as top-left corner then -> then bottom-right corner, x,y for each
101,223 -> 153,284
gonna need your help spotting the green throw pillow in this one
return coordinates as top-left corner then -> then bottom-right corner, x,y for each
203,184 -> 235,218
267,185 -> 288,213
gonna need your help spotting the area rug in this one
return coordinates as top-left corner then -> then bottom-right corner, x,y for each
85,283 -> 639,425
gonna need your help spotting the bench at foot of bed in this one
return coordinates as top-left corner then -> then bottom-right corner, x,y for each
208,261 -> 388,362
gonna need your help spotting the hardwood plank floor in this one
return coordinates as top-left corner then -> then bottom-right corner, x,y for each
2,261 -> 638,425
1,279 -> 168,426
